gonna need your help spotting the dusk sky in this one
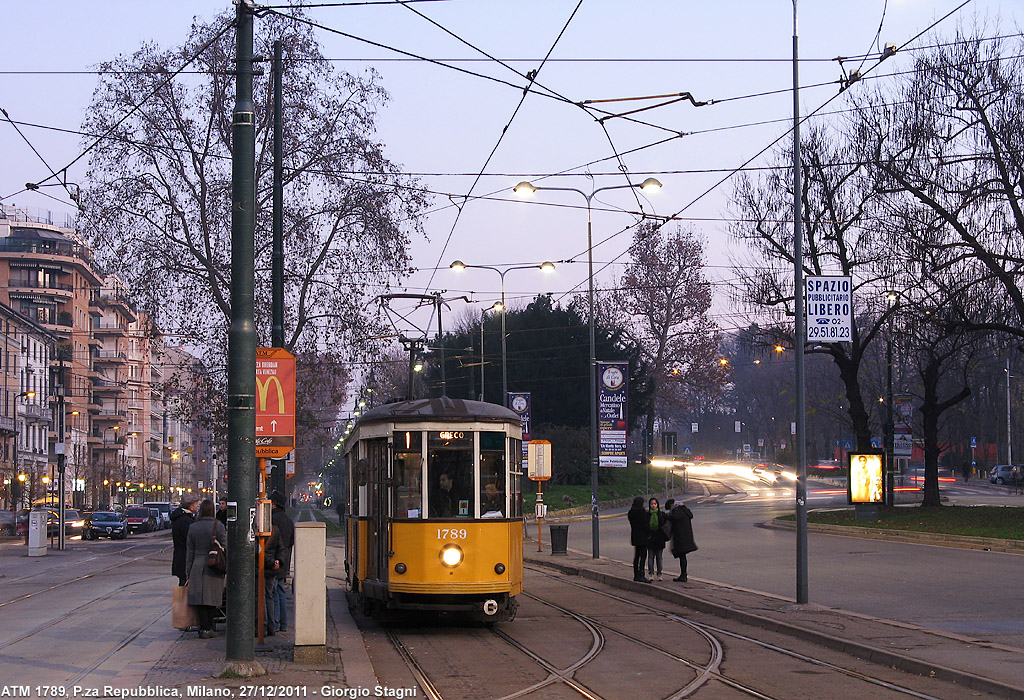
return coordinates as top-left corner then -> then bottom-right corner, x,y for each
2,0 -> 1017,340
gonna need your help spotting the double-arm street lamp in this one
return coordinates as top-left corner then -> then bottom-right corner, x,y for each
449,261 -> 556,404
512,177 -> 662,559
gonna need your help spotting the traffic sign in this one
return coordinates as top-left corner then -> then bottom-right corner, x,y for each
870,437 -> 882,449
682,446 -> 692,455
842,439 -> 853,450
255,347 -> 296,458
970,437 -> 977,448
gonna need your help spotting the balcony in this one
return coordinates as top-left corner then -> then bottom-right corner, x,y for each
93,322 -> 127,337
8,277 -> 74,300
0,415 -> 14,434
94,409 -> 128,422
94,350 -> 128,365
92,378 -> 125,394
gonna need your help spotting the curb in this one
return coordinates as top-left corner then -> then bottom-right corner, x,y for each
765,518 -> 1024,554
525,554 -> 1024,700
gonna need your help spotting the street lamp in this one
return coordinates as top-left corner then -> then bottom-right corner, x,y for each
450,260 -> 556,405
513,177 -> 662,558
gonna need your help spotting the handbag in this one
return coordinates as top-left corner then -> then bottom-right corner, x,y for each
172,585 -> 197,630
207,533 -> 227,576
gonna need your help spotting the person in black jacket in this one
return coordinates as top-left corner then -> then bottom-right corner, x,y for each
664,498 -> 698,582
627,496 -> 651,583
269,490 -> 294,633
170,495 -> 199,586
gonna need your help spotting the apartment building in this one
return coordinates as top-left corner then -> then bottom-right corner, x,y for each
0,206 -> 212,508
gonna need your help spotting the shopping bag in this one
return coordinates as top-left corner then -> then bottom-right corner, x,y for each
172,585 -> 197,630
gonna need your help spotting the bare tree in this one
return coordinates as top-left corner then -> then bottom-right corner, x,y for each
729,125 -> 893,451
612,223 -> 726,455
852,26 -> 1024,338
78,10 -> 428,438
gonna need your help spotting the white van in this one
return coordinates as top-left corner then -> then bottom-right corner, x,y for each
143,501 -> 172,529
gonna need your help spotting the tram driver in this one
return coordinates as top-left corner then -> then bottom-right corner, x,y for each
431,472 -> 455,517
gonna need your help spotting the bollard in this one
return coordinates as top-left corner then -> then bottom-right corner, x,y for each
549,523 -> 569,555
293,521 -> 326,663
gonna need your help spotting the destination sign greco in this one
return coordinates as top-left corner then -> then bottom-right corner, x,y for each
805,276 -> 853,342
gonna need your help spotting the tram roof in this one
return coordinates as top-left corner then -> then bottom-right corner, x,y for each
357,396 -> 521,426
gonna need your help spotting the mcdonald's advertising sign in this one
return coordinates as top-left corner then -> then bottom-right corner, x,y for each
256,347 -> 296,458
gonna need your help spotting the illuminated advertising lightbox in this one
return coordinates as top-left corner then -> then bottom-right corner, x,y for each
848,451 -> 884,504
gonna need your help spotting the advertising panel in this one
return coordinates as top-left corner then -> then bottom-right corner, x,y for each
893,394 -> 913,457
805,275 -> 852,342
597,362 -> 628,468
848,452 -> 885,504
255,347 -> 296,458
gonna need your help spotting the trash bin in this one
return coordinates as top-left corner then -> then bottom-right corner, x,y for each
549,524 -> 569,555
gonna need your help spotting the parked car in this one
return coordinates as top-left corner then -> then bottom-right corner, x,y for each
142,501 -> 172,529
15,508 -> 59,536
124,506 -> 156,533
82,511 -> 127,540
0,510 -> 15,536
989,464 -> 1019,484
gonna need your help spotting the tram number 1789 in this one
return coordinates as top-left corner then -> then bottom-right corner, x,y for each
437,528 -> 467,539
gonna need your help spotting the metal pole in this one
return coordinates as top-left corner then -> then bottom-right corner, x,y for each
1007,357 -> 1012,465
500,273 -> 507,407
587,199 -> 600,559
479,314 -> 485,402
436,293 -> 446,396
792,0 -> 809,604
270,39 -> 287,499
886,310 -> 894,507
226,0 -> 258,665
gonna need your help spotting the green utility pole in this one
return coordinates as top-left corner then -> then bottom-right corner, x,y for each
270,38 -> 287,497
225,0 -> 259,671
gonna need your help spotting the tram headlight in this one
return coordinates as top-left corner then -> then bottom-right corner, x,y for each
439,544 -> 464,568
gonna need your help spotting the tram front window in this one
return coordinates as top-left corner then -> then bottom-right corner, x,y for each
394,431 -> 423,518
428,431 -> 474,518
480,431 -> 506,518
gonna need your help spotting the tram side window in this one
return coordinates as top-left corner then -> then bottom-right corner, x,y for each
480,431 -> 506,518
394,431 -> 423,518
510,437 -> 523,518
427,430 -> 474,518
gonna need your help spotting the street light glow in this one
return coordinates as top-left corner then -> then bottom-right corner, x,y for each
640,177 -> 662,193
513,181 -> 536,195
540,260 -> 556,272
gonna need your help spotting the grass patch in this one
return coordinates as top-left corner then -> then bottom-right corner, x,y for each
787,505 -> 1024,540
526,462 -> 685,510
304,508 -> 345,537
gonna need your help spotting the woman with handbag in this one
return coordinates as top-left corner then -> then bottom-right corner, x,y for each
185,499 -> 228,638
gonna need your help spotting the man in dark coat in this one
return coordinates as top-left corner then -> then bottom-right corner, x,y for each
627,496 -> 651,582
269,490 -> 294,633
664,498 -> 697,582
170,495 -> 199,585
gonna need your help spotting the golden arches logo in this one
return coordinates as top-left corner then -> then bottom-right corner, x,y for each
256,375 -> 286,414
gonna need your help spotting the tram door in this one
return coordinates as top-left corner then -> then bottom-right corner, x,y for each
365,437 -> 388,582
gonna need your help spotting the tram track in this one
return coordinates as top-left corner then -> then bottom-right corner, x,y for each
0,541 -> 170,609
527,565 -> 951,700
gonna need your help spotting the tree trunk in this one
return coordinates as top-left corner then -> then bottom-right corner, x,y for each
920,360 -> 942,507
835,354 -> 873,450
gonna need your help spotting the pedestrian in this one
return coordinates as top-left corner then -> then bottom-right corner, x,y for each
269,490 -> 294,633
262,522 -> 284,636
627,496 -> 651,583
185,499 -> 228,638
664,498 -> 697,582
646,497 -> 668,581
170,495 -> 199,586
216,497 -> 228,526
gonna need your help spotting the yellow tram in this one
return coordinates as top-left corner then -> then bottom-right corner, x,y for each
344,397 -> 524,621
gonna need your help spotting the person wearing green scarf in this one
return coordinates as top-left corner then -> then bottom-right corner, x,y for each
646,497 -> 669,581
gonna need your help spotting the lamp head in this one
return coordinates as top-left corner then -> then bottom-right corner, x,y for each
639,177 -> 662,193
450,260 -> 466,271
413,361 -> 424,373
539,261 -> 556,272
492,301 -> 505,312
513,181 -> 536,196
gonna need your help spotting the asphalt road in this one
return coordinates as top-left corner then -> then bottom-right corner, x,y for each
557,470 -> 1024,648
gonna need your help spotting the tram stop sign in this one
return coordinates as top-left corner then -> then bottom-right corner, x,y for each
527,440 -> 552,481
255,347 -> 296,458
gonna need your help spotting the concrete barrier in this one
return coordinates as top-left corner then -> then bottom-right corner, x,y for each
293,521 -> 326,663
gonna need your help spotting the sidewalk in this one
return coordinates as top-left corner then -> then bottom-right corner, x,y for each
125,537 -> 378,695
525,547 -> 1024,700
